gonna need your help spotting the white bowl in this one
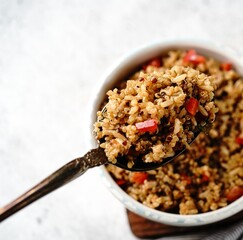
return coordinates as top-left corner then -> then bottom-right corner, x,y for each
86,40 -> 243,226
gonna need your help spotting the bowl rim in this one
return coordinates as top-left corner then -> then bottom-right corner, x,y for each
85,39 -> 243,226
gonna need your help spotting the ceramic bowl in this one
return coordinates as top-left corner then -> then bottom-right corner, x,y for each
86,40 -> 243,226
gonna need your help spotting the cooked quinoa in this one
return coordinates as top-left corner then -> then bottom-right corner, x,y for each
94,65 -> 217,168
106,49 -> 243,214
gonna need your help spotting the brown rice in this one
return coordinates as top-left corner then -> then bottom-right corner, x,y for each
105,49 -> 243,214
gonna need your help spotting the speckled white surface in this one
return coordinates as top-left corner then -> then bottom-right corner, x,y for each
0,1 -> 243,240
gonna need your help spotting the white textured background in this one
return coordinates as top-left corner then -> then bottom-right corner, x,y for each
0,1 -> 243,240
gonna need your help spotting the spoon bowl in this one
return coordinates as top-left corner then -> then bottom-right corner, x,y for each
114,131 -> 201,171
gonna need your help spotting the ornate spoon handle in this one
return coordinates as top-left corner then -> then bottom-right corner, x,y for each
0,147 -> 107,222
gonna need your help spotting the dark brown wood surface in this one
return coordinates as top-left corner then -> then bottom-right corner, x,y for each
127,209 -> 243,239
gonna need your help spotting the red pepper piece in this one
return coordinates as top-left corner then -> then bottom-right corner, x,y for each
135,119 -> 158,133
185,97 -> 199,116
143,57 -> 161,70
236,137 -> 243,145
201,173 -> 210,182
226,186 -> 243,202
149,57 -> 161,67
183,49 -> 206,65
221,62 -> 232,71
116,179 -> 126,186
131,172 -> 148,184
181,174 -> 192,184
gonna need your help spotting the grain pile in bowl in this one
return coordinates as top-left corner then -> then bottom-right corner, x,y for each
94,65 -> 217,168
105,49 -> 243,214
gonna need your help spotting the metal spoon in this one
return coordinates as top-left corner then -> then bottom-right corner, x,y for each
0,127 -> 201,222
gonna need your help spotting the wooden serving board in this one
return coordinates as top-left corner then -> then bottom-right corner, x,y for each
127,209 -> 243,239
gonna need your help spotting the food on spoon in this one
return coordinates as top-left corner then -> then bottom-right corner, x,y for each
94,63 -> 217,168
107,49 -> 243,214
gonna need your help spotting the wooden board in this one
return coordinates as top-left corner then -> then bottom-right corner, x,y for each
127,209 -> 243,239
